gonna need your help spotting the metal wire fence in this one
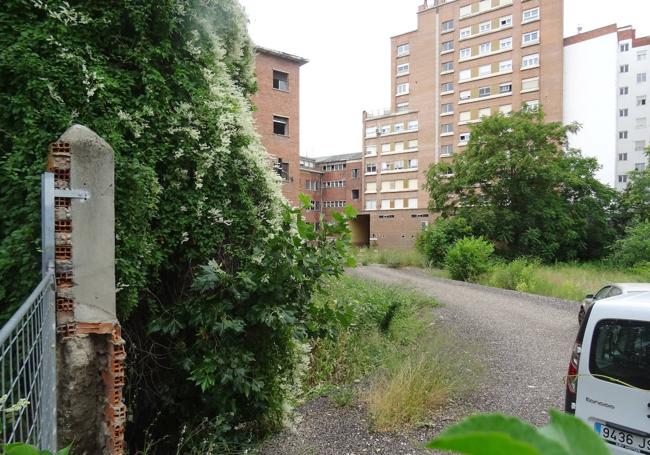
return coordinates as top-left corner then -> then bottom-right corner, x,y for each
0,271 -> 56,450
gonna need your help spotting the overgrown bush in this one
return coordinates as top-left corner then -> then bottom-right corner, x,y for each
608,221 -> 650,268
416,217 -> 472,267
445,237 -> 494,282
487,257 -> 539,292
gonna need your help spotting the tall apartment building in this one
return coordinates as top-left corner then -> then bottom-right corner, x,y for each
564,25 -> 650,191
252,47 -> 308,205
298,153 -> 368,244
362,0 -> 564,248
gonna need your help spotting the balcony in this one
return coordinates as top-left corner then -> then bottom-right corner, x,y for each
365,107 -> 413,120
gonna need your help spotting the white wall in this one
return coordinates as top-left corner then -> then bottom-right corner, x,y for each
564,33 -> 618,188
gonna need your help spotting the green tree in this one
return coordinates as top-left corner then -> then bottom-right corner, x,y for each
617,148 -> 650,227
425,108 -> 616,262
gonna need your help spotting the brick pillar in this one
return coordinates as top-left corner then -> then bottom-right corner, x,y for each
50,125 -> 125,454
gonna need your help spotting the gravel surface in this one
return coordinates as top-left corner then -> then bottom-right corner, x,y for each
259,265 -> 581,454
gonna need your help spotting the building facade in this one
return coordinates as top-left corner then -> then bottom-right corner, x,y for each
564,25 -> 650,190
252,47 -> 308,205
362,0 -> 564,248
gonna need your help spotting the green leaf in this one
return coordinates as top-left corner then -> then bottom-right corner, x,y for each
538,410 -> 610,455
427,414 -> 570,455
3,443 -> 41,455
343,205 -> 358,219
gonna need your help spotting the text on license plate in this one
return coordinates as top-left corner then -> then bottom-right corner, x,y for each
595,422 -> 650,454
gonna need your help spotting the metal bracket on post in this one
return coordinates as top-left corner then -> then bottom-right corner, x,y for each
53,189 -> 90,201
41,172 -> 55,277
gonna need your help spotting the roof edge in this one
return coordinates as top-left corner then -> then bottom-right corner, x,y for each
255,46 -> 309,65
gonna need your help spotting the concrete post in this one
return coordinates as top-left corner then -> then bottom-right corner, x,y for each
50,125 -> 125,455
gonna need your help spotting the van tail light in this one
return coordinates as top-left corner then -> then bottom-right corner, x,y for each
566,341 -> 581,411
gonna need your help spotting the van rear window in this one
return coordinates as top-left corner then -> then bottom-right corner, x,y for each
589,319 -> 650,390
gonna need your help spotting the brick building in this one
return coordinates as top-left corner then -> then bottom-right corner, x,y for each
252,47 -> 308,205
362,0 -> 564,248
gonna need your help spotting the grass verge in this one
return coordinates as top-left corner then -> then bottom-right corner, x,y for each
354,247 -> 427,268
307,275 -> 479,430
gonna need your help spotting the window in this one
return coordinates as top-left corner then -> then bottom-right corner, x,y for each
441,144 -> 453,156
589,319 -> 650,390
381,143 -> 391,153
620,64 -> 629,73
620,87 -> 629,95
500,60 -> 512,72
479,42 -> 491,55
636,163 -> 647,171
459,111 -> 471,122
441,82 -> 454,93
479,64 -> 491,76
479,21 -> 491,33
441,41 -> 454,52
525,100 -> 539,109
459,69 -> 472,80
459,4 -> 471,17
522,30 -> 539,45
522,53 -> 539,68
637,117 -> 648,129
619,108 -> 628,117
500,15 -> 512,27
635,140 -> 646,151
380,124 -> 391,134
441,123 -> 453,134
365,200 -> 376,210
638,96 -> 647,106
442,103 -> 454,113
461,90 -> 473,101
637,73 -> 647,83
620,43 -> 630,52
618,174 -> 628,183
500,83 -> 512,93
619,131 -> 628,139
407,139 -> 418,150
618,153 -> 627,161
500,37 -> 512,50
351,189 -> 360,200
478,0 -> 490,12
478,86 -> 491,97
408,120 -> 418,130
394,142 -> 404,152
407,159 -> 418,168
393,199 -> 404,209
459,132 -> 470,142
366,163 -> 377,174
442,19 -> 454,32
396,83 -> 409,95
460,48 -> 471,59
273,70 -> 288,91
380,199 -> 390,210
478,107 -> 491,118
365,145 -> 377,156
499,104 -> 512,114
442,61 -> 454,72
639,50 -> 648,61
521,77 -> 539,92
397,43 -> 410,57
460,27 -> 472,39
352,168 -> 359,179
273,116 -> 288,135
522,7 -> 539,22
394,122 -> 404,133
366,182 -> 376,193
365,126 -> 377,138
396,102 -> 409,113
397,63 -> 410,76
408,198 -> 418,209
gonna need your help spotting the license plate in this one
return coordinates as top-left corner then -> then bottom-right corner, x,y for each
595,422 -> 650,454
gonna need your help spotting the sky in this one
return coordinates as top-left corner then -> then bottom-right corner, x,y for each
239,0 -> 650,158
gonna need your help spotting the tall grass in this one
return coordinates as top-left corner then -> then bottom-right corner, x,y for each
481,260 -> 650,301
354,247 -> 427,268
307,276 -> 479,431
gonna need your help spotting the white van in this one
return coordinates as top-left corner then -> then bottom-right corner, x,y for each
565,292 -> 650,454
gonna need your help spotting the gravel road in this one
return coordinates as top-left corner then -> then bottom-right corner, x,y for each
260,265 -> 581,454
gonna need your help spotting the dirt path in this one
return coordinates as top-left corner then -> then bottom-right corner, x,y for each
259,266 -> 580,454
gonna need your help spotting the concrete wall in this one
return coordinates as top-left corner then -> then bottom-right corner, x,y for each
564,32 -> 618,187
